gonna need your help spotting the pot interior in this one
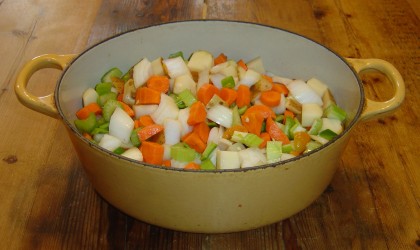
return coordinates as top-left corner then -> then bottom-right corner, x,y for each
57,20 -> 362,150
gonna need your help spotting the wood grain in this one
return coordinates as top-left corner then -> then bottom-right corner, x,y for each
0,0 -> 419,249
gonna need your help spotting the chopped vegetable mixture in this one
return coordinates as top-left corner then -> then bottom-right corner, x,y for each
74,50 -> 347,170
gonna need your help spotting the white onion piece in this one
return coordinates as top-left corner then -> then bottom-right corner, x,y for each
320,118 -> 343,134
163,118 -> 182,145
123,80 -> 135,106
163,57 -> 191,79
197,70 -> 210,90
280,153 -> 296,161
173,74 -> 197,95
151,57 -> 165,76
121,147 -> 143,161
177,107 -> 193,136
209,74 -> 225,89
239,69 -> 261,87
162,144 -> 171,161
208,126 -> 221,145
246,57 -> 265,74
99,134 -> 122,152
151,93 -> 179,124
238,148 -> 266,168
171,159 -> 188,169
272,76 -> 293,85
272,93 -> 286,114
287,79 -> 323,106
210,61 -> 229,74
187,50 -> 214,72
301,103 -> 323,127
109,107 -> 134,144
133,104 -> 158,119
93,133 -> 105,143
307,78 -> 328,97
216,150 -> 241,169
207,104 -> 233,128
133,58 -> 153,88
82,88 -> 98,106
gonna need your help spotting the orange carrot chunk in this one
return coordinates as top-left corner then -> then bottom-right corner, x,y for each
197,83 -> 219,105
137,115 -> 155,127
135,87 -> 161,105
243,104 -> 276,119
219,87 -> 238,106
214,53 -> 227,65
182,132 -> 207,153
118,101 -> 135,117
187,101 -> 207,126
236,84 -> 251,108
184,162 -> 201,170
137,124 -> 164,141
193,122 -> 210,143
266,118 -> 290,144
76,103 -> 102,120
259,132 -> 271,148
272,83 -> 289,96
140,141 -> 164,165
260,90 -> 281,107
283,109 -> 295,124
237,59 -> 248,71
146,75 -> 170,93
241,111 -> 264,136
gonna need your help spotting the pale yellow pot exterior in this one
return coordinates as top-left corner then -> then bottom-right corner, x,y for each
15,21 -> 405,233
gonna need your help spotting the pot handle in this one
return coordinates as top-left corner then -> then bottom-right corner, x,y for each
346,58 -> 405,122
15,54 -> 76,119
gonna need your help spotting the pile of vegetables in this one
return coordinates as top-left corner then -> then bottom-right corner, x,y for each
74,50 -> 347,170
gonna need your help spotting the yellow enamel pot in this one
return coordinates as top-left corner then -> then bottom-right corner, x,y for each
15,21 -> 405,233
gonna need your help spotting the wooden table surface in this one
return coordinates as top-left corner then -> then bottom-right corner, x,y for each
1,0 -> 419,249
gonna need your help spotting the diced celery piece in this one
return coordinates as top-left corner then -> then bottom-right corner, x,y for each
178,89 -> 197,107
324,103 -> 347,122
99,122 -> 109,129
275,114 -> 284,123
122,68 -> 133,82
91,126 -> 109,135
170,143 -> 196,162
130,128 -> 142,147
200,158 -> 216,170
207,121 -> 218,128
201,142 -> 218,160
305,141 -> 322,153
168,51 -> 184,60
238,105 -> 248,115
97,92 -> 117,107
284,116 -> 296,139
74,113 -> 98,134
242,133 -> 264,148
266,141 -> 282,162
221,76 -> 235,88
231,131 -> 247,143
282,143 -> 294,154
232,105 -> 242,126
95,82 -> 113,95
308,118 -> 323,135
170,93 -> 187,109
103,99 -> 123,121
319,129 -> 338,140
113,147 -> 125,155
261,120 -> 266,133
101,67 -> 123,83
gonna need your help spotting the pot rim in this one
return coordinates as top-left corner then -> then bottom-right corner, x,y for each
56,19 -> 364,173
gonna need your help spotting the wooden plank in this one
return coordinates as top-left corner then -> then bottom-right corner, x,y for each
0,0 -> 102,249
